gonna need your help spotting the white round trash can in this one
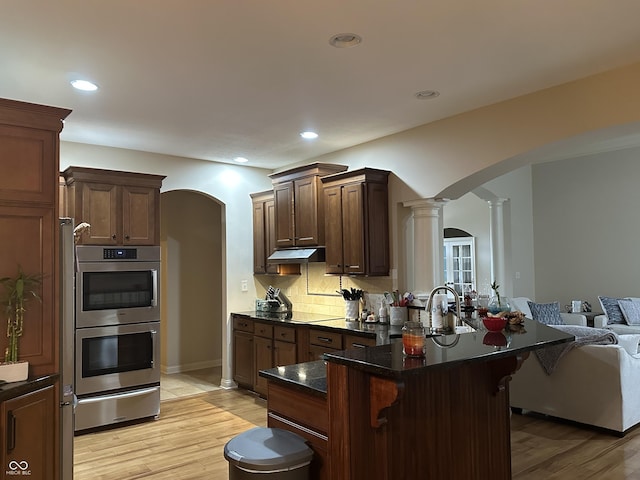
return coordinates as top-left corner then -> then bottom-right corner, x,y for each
224,427 -> 313,480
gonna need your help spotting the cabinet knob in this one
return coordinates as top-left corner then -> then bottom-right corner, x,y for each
112,234 -> 117,240
125,235 -> 130,240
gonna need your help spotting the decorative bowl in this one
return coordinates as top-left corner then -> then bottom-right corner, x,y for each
482,316 -> 507,332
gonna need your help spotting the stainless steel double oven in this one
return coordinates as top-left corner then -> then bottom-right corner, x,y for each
74,245 -> 161,432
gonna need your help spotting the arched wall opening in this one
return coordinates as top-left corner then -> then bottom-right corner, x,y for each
160,189 -> 225,375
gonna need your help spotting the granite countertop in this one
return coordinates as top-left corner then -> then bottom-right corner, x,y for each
260,319 -> 575,393
233,310 -> 404,339
324,319 -> 574,379
0,373 -> 59,402
260,360 -> 328,396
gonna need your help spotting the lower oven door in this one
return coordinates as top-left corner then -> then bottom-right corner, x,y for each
75,322 -> 160,396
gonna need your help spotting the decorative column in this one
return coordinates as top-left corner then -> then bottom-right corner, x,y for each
488,198 -> 512,297
403,198 -> 448,295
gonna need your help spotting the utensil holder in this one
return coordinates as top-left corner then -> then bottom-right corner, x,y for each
345,300 -> 360,320
390,306 -> 408,325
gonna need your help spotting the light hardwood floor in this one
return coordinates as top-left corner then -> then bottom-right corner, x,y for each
75,384 -> 640,479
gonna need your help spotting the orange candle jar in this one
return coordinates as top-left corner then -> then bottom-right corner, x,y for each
402,321 -> 426,357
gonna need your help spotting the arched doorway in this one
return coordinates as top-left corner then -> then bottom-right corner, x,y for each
159,190 -> 224,395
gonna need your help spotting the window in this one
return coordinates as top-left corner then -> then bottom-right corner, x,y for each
444,237 -> 476,297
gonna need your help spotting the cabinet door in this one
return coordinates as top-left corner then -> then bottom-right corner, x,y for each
264,199 -> 280,274
294,177 -> 321,246
323,185 -> 344,274
0,124 -> 56,205
252,200 -> 267,274
0,206 -> 56,377
233,331 -> 254,388
274,340 -> 297,367
274,181 -> 295,248
254,336 -> 273,397
79,182 -> 119,245
1,385 -> 55,480
122,185 -> 157,245
364,182 -> 390,276
341,183 -> 365,275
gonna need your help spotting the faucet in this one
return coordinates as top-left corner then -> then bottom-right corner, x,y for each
425,285 -> 462,333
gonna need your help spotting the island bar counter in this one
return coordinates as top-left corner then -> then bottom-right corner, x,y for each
263,319 -> 574,480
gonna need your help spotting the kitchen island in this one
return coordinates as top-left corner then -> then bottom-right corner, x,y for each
261,319 -> 574,480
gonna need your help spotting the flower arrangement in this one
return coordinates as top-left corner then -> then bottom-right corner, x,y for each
1,266 -> 43,363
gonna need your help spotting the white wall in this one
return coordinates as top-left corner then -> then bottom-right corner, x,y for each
532,145 -> 640,309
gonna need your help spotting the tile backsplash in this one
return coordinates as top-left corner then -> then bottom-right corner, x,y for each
254,263 -> 394,317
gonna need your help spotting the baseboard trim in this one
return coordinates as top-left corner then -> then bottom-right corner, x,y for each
162,358 -> 222,375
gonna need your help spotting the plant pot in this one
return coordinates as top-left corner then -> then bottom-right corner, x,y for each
0,361 -> 29,383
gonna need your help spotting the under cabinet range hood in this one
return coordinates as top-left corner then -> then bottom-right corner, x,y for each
267,247 -> 325,264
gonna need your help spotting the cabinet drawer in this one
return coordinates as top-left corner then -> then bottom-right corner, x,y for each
233,317 -> 254,333
309,329 -> 342,349
274,325 -> 296,343
254,322 -> 274,338
343,334 -> 376,349
267,382 -> 328,434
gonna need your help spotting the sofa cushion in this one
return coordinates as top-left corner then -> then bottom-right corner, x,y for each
616,334 -> 640,355
618,299 -> 640,325
598,296 -> 626,325
527,301 -> 564,325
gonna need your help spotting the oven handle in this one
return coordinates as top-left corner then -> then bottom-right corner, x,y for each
151,269 -> 158,307
78,386 -> 160,404
151,328 -> 158,367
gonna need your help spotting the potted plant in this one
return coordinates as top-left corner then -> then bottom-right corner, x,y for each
0,265 -> 43,382
488,280 -> 511,314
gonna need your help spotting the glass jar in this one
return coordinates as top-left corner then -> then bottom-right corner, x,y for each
402,321 -> 426,357
488,296 -> 512,315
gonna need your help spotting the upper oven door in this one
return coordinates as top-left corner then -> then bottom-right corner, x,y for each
76,260 -> 160,328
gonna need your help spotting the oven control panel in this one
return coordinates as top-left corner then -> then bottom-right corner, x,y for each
103,248 -> 137,259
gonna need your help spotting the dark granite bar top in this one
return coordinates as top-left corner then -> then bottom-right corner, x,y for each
260,319 -> 575,393
324,319 -> 574,379
259,360 -> 328,397
233,310 -> 343,323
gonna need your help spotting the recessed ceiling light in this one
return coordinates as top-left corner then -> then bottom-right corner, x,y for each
415,90 -> 440,100
233,157 -> 249,163
71,79 -> 99,91
329,33 -> 362,48
300,131 -> 318,140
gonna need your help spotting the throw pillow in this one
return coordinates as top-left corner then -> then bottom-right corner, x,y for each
616,334 -> 640,355
618,299 -> 640,325
527,301 -> 564,325
598,296 -> 626,325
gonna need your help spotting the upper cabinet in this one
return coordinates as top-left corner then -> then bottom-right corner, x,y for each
321,168 -> 390,276
269,163 -> 347,248
62,167 -> 165,245
251,190 -> 300,275
0,97 -> 71,378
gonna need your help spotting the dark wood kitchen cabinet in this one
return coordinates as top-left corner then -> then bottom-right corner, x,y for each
321,168 -> 389,276
1,385 -> 56,480
253,323 -> 297,397
232,316 -> 254,389
251,191 -> 300,275
62,166 -> 165,245
0,97 -> 71,480
253,323 -> 274,397
269,163 -> 347,248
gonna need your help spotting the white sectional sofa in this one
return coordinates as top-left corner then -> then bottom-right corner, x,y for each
510,297 -> 587,326
509,297 -> 640,434
594,297 -> 640,334
510,339 -> 640,434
